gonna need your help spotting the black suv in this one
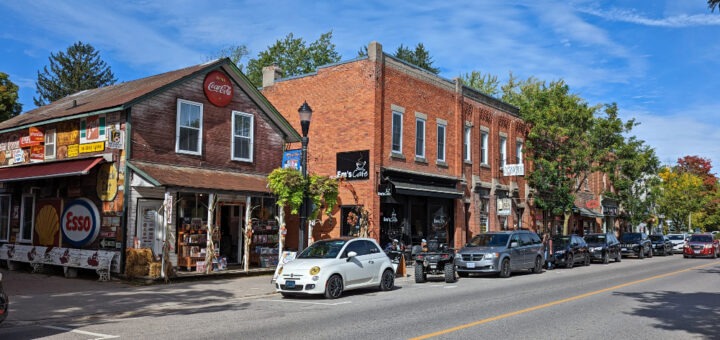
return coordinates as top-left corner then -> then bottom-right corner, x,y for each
584,232 -> 621,264
549,235 -> 591,268
620,232 -> 653,259
649,234 -> 674,256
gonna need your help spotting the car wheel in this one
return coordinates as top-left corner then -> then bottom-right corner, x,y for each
458,272 -> 469,278
602,251 -> 609,264
444,263 -> 456,283
669,249 -> 674,256
648,247 -> 653,258
532,256 -> 543,274
638,249 -> 644,259
380,269 -> 395,291
324,275 -> 343,299
498,258 -> 511,278
683,255 -> 689,258
584,253 -> 591,266
615,251 -> 622,262
414,264 -> 426,283
566,254 -> 574,268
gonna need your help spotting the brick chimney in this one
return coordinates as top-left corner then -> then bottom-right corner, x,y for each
262,65 -> 283,87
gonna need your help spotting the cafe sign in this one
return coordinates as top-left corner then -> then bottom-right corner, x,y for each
61,198 -> 101,247
204,70 -> 234,107
336,150 -> 370,181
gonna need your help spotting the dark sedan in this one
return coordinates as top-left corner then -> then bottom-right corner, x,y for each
549,235 -> 591,269
650,234 -> 674,256
584,232 -> 622,264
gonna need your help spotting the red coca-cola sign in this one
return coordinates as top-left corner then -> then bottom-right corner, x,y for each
203,70 -> 234,107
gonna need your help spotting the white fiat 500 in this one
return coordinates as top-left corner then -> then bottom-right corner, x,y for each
275,237 -> 395,299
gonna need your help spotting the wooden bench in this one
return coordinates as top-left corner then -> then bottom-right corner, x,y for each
0,244 -> 119,281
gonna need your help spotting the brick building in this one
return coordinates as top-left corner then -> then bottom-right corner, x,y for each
262,41 -> 531,250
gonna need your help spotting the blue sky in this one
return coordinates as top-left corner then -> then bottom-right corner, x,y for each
1,1 -> 719,168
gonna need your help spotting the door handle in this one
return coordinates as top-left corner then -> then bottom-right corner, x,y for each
368,260 -> 374,264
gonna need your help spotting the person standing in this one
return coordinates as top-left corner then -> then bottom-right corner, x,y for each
542,233 -> 553,269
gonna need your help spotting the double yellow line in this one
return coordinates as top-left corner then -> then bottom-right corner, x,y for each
411,261 -> 717,340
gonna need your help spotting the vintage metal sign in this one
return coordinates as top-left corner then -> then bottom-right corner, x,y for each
61,198 -> 101,247
204,70 -> 234,107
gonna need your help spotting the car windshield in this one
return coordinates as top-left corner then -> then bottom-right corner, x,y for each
668,235 -> 685,241
584,235 -> 605,243
297,239 -> 346,259
649,235 -> 664,242
689,235 -> 713,243
467,234 -> 510,247
621,233 -> 642,242
552,237 -> 571,247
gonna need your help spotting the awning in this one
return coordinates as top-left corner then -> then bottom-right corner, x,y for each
574,206 -> 603,218
0,157 -> 104,182
391,180 -> 463,199
128,160 -> 271,193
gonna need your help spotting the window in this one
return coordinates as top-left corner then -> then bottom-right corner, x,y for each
516,140 -> 523,165
44,129 -> 56,159
499,136 -> 507,167
0,195 -> 10,241
415,117 -> 425,158
176,99 -> 203,155
464,126 -> 471,162
480,131 -> 488,164
437,123 -> 446,162
19,194 -> 35,243
391,110 -> 403,153
232,111 -> 254,161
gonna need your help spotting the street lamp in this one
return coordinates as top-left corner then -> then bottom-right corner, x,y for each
298,101 -> 312,251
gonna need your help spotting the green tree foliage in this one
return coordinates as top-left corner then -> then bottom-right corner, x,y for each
34,41 -> 116,106
267,167 -> 338,218
0,72 -> 22,121
246,32 -> 341,87
207,45 -> 249,71
393,43 -> 440,74
709,0 -> 720,12
656,166 -> 705,232
461,70 -> 500,97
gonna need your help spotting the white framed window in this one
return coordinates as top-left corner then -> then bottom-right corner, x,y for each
391,110 -> 403,153
415,117 -> 425,158
437,123 -> 446,162
464,126 -> 472,162
232,111 -> 254,162
44,128 -> 56,159
500,135 -> 507,167
480,130 -> 489,165
0,195 -> 10,242
176,99 -> 203,155
516,140 -> 523,165
19,194 -> 35,243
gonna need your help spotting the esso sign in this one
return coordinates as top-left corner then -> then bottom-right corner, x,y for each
61,198 -> 101,247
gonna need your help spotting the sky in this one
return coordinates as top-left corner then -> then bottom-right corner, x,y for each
1,0 -> 719,169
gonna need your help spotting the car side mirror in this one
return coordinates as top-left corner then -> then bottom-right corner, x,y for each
510,241 -> 519,248
346,251 -> 357,261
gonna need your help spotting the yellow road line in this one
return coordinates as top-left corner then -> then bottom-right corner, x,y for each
410,261 -> 717,340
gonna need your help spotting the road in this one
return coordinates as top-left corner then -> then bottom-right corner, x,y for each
1,254 -> 718,339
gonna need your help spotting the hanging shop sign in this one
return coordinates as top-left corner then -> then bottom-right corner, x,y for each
282,149 -> 301,170
377,183 -> 394,196
61,198 -> 101,247
96,163 -> 118,201
204,70 -> 234,107
80,115 -> 106,144
336,150 -> 369,181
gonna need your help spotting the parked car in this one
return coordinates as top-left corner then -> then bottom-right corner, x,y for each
274,238 -> 395,299
649,234 -> 674,256
455,230 -> 544,278
0,273 -> 7,325
620,232 -> 653,259
583,232 -> 621,264
549,235 -> 591,268
683,233 -> 720,258
667,233 -> 688,253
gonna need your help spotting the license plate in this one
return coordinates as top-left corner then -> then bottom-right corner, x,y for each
285,280 -> 295,289
466,262 -> 476,268
430,264 -> 436,269
621,248 -> 627,251
694,250 -> 700,254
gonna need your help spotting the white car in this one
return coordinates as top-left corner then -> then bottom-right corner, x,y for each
667,233 -> 688,253
275,238 -> 395,299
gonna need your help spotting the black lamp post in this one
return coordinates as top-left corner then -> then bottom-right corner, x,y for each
298,101 -> 313,251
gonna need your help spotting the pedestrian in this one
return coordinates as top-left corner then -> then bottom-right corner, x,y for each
542,233 -> 553,269
420,239 -> 428,252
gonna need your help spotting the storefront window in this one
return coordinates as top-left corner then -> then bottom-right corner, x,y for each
0,195 -> 10,241
20,194 -> 35,242
341,205 -> 362,237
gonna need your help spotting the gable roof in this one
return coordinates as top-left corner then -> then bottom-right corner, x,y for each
0,59 -> 301,142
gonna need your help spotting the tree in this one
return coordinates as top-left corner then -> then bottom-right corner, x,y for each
709,0 -> 720,12
245,32 -> 341,87
393,43 -> 440,74
207,45 -> 249,71
461,70 -> 500,97
0,72 -> 22,121
34,41 -> 116,106
676,155 -> 717,191
656,166 -> 705,232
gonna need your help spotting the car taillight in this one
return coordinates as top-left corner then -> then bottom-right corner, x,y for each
440,254 -> 450,260
416,254 -> 424,260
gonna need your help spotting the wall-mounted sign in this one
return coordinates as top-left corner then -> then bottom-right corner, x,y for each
497,198 -> 512,216
29,126 -> 44,142
79,141 -> 105,153
0,135 -> 7,151
282,149 -> 301,171
377,183 -> 394,196
67,144 -> 79,158
80,115 -> 106,144
106,125 -> 124,149
336,150 -> 369,181
19,135 -> 41,148
13,149 -> 24,164
34,199 -> 62,246
30,145 -> 44,162
502,164 -> 525,176
57,121 -> 79,146
204,70 -> 234,107
97,163 -> 118,201
586,200 -> 599,209
61,198 -> 101,247
7,134 -> 20,150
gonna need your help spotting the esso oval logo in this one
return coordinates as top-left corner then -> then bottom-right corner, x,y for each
61,198 -> 100,247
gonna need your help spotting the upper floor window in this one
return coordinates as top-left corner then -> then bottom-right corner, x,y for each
0,195 -> 10,242
480,130 -> 488,165
392,110 -> 403,153
19,194 -> 34,243
44,128 -> 56,160
232,111 -> 254,162
176,99 -> 203,155
516,140 -> 523,165
437,123 -> 446,162
499,135 -> 507,167
464,126 -> 471,162
415,117 -> 426,158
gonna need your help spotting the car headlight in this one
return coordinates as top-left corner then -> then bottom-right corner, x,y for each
309,266 -> 321,275
484,252 -> 498,259
555,250 -> 565,254
592,247 -> 602,252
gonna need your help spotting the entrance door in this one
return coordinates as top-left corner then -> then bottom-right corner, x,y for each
220,205 -> 243,264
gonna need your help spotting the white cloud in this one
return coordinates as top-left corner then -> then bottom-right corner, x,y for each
580,8 -> 720,27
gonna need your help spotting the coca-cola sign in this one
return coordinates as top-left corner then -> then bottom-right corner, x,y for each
203,70 -> 234,107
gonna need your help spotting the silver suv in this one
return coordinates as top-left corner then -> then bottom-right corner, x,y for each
455,230 -> 544,278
